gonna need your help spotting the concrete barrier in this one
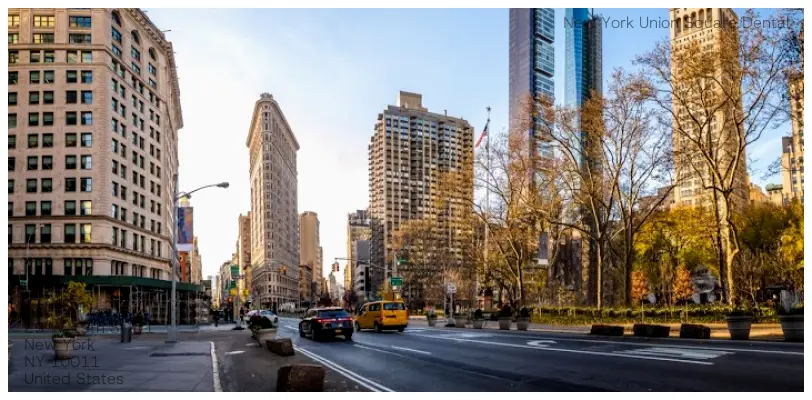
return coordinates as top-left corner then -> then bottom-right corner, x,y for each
590,324 -> 624,336
266,338 -> 295,356
679,324 -> 711,339
276,364 -> 325,392
632,323 -> 671,338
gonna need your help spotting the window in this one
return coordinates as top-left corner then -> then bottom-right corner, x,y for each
8,203 -> 12,217
27,156 -> 38,170
66,71 -> 78,83
131,31 -> 140,45
69,16 -> 92,28
148,63 -> 157,76
81,112 -> 92,125
43,91 -> 54,105
80,200 -> 92,216
131,47 -> 141,61
9,71 -> 18,84
121,230 -> 127,248
112,44 -> 122,58
44,71 -> 54,83
80,155 -> 92,169
7,157 -> 14,171
80,177 -> 92,192
65,178 -> 77,192
42,156 -> 52,170
28,113 -> 39,126
26,179 -> 37,193
41,178 -> 52,193
66,90 -> 77,104
40,201 -> 52,216
33,15 -> 55,28
30,51 -> 41,63
30,71 -> 40,84
81,71 -> 92,83
40,225 -> 51,244
8,92 -> 16,106
7,135 -> 15,149
64,201 -> 76,216
28,134 -> 38,148
82,52 -> 92,63
8,113 -> 17,128
81,132 -> 92,147
33,33 -> 55,44
42,112 -> 53,126
131,62 -> 141,74
69,34 -> 92,44
81,90 -> 92,104
8,33 -> 18,44
44,51 -> 55,63
66,112 -> 78,125
112,27 -> 122,43
9,51 -> 19,64
111,138 -> 118,153
65,155 -> 77,169
25,225 -> 36,244
64,224 -> 76,243
43,133 -> 53,148
8,15 -> 20,28
26,202 -> 36,216
66,133 -> 78,147
8,180 -> 14,194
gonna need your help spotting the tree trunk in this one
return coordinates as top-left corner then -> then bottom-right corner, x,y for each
518,261 -> 526,307
596,241 -> 603,310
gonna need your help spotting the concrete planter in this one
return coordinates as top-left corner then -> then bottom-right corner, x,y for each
779,315 -> 804,342
516,318 -> 530,331
472,319 -> 485,329
133,325 -> 143,335
256,328 -> 278,344
724,316 -> 754,340
498,318 -> 512,330
455,318 -> 468,328
427,318 -> 437,327
53,338 -> 75,360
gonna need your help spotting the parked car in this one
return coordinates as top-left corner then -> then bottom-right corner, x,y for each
355,300 -> 408,332
245,310 -> 278,326
299,307 -> 353,341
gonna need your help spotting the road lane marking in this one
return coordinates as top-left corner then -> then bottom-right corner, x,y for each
390,345 -> 432,355
224,350 -> 245,356
210,341 -> 222,392
282,326 -> 298,332
526,340 -> 556,348
414,334 -> 714,365
296,346 -> 395,392
614,347 -> 733,360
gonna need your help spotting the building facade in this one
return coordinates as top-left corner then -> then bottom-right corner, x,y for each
237,212 -> 251,301
344,209 -> 371,290
298,264 -> 312,307
508,8 -> 555,143
190,236 -> 202,284
298,211 -> 320,295
669,8 -> 750,211
246,93 -> 300,311
780,70 -> 804,204
7,8 -> 195,319
367,91 -> 474,301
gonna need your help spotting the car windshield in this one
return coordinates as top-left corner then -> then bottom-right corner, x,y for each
318,309 -> 350,318
383,303 -> 405,310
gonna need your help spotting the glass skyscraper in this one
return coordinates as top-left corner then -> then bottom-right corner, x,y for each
508,8 -> 555,141
564,8 -> 602,165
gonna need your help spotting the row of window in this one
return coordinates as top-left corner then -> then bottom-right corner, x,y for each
8,258 -> 95,277
8,177 -> 92,194
9,49 -> 93,64
9,200 -> 91,217
9,155 -> 92,171
9,223 -> 91,244
8,133 -> 92,150
8,111 -> 93,128
9,90 -> 92,106
8,70 -> 93,87
8,15 -> 91,29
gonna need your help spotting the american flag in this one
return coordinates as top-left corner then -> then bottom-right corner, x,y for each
475,120 -> 490,149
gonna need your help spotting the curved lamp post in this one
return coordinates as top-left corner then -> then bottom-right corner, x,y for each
167,177 -> 229,343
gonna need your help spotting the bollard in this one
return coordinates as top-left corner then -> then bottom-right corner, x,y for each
120,322 -> 133,343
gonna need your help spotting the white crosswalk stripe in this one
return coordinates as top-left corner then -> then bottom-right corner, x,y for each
615,347 -> 734,360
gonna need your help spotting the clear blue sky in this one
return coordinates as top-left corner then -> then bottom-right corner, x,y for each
144,8 -> 787,280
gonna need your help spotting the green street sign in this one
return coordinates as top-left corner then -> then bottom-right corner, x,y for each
397,258 -> 407,265
20,280 -> 28,289
390,276 -> 403,287
230,281 -> 236,289
230,265 -> 239,279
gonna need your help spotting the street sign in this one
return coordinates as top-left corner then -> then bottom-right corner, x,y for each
229,288 -> 237,296
390,276 -> 403,288
397,258 -> 407,265
231,265 -> 239,279
446,283 -> 456,294
20,280 -> 27,289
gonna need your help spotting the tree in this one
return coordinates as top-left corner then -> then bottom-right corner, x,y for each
631,270 -> 649,303
673,266 -> 694,304
636,9 -> 801,304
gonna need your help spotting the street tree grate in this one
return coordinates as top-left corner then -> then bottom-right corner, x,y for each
149,352 -> 209,357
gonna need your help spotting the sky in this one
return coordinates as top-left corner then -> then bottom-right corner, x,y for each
143,8 -> 789,281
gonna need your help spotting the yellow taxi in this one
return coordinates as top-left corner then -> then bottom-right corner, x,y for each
354,301 -> 408,332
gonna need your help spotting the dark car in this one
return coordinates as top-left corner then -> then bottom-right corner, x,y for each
299,307 -> 354,341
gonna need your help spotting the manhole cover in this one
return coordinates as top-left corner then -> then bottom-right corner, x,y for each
149,352 -> 209,357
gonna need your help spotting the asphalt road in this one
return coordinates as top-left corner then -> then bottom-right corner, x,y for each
276,317 -> 804,392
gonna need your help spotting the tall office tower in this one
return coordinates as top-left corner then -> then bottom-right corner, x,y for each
237,213 -> 251,299
299,211 -> 320,293
670,8 -> 749,210
8,9 -> 182,308
246,93 -> 300,311
367,91 -> 474,301
509,8 -> 555,154
781,29 -> 804,205
190,236 -> 202,284
344,209 -> 371,290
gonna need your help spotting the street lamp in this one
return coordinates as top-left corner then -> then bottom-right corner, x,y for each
166,178 -> 229,343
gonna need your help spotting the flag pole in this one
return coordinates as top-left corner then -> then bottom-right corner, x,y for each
482,106 -> 491,309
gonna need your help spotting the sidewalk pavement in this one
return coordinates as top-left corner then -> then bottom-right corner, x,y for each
7,323 -> 243,338
406,316 -> 785,340
9,337 -> 215,391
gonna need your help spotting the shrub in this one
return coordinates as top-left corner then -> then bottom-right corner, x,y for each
498,305 -> 513,319
251,316 -> 275,330
132,312 -> 145,326
778,305 -> 804,316
52,330 -> 76,339
519,307 -> 530,319
426,310 -> 437,320
473,309 -> 484,320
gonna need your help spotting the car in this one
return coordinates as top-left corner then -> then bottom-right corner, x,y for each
355,300 -> 408,332
246,309 -> 278,326
299,307 -> 353,341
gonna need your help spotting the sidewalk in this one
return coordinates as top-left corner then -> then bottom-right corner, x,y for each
9,337 -> 215,391
406,317 -> 785,340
